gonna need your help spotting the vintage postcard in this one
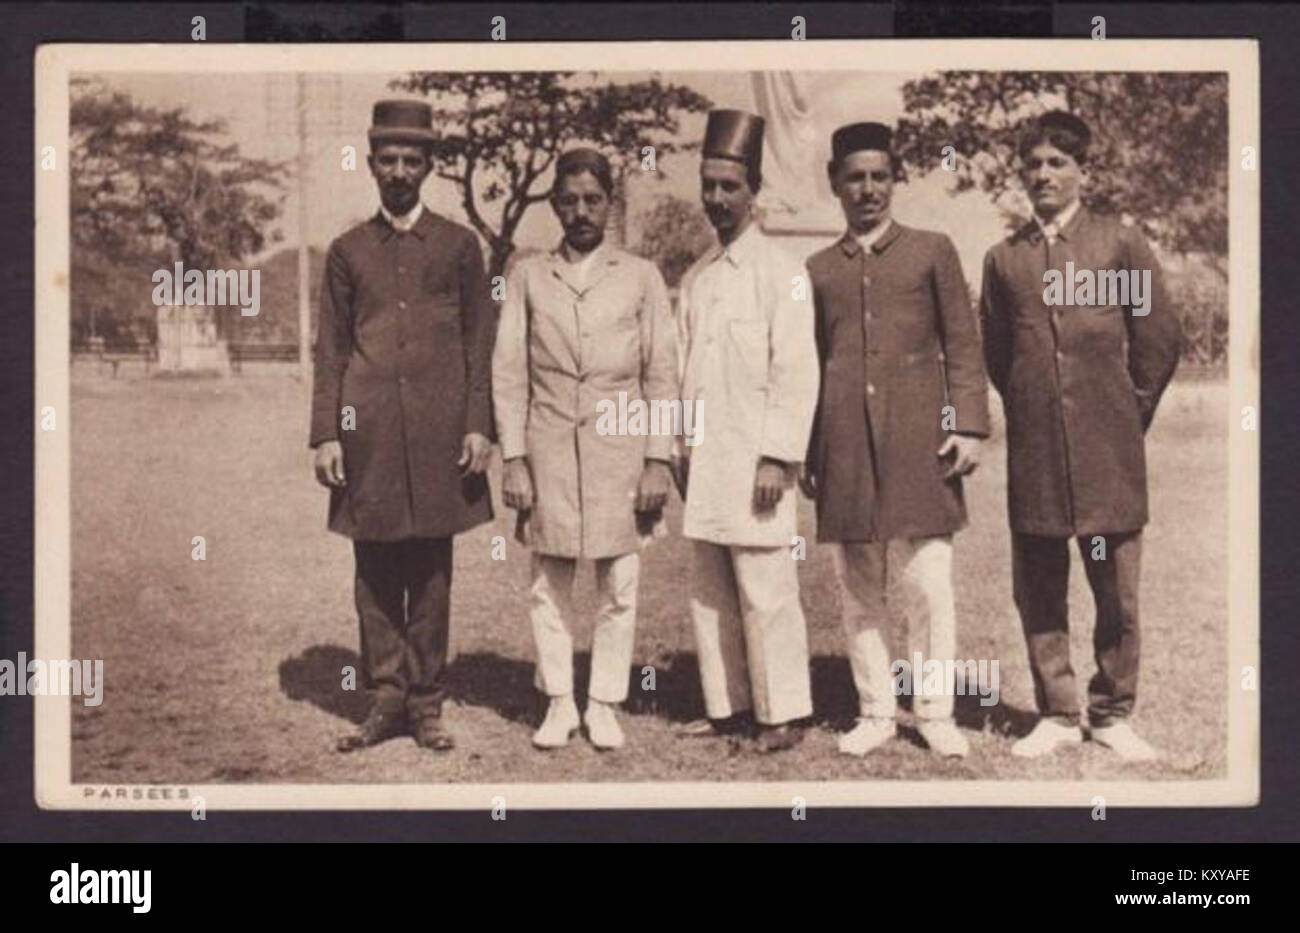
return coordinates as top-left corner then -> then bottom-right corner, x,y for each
33,38 -> 1258,810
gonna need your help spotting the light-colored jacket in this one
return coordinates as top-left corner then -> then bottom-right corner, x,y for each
678,223 -> 820,547
493,243 -> 678,559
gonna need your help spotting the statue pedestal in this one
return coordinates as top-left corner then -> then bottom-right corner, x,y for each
156,305 -> 230,374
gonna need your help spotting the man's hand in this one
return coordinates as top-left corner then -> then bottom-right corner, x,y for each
938,434 -> 982,480
636,460 -> 672,514
752,457 -> 791,511
313,440 -> 346,488
502,457 -> 534,511
797,463 -> 818,500
458,432 -> 492,476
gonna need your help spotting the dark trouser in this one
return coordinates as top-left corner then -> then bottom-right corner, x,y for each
1011,531 -> 1142,728
353,537 -> 453,722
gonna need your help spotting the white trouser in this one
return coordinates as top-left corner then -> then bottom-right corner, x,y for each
530,552 -> 639,704
690,541 -> 813,725
833,535 -> 957,721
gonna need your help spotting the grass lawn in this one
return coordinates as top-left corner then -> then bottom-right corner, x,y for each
69,367 -> 1229,786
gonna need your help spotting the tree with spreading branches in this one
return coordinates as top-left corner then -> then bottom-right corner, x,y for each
387,71 -> 712,280
70,77 -> 289,341
892,72 -> 1228,279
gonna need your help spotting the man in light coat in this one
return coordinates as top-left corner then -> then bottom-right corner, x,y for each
803,122 -> 990,759
676,109 -> 820,753
494,148 -> 678,750
980,111 -> 1182,760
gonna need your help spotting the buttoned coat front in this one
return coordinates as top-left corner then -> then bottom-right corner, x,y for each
678,224 -> 820,547
805,222 -> 991,543
979,208 -> 1182,537
493,245 -> 678,559
309,208 -> 496,542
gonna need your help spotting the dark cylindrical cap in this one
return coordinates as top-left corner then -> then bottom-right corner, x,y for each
830,122 -> 893,165
368,99 -> 436,146
556,147 -> 611,179
703,109 -> 765,172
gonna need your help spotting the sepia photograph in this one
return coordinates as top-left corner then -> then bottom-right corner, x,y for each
32,38 -> 1258,810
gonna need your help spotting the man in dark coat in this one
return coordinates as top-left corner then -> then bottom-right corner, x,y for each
802,122 -> 990,759
979,111 -> 1182,761
310,100 -> 496,753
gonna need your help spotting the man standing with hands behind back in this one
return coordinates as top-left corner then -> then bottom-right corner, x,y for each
310,100 -> 497,755
676,109 -> 820,753
980,111 -> 1181,761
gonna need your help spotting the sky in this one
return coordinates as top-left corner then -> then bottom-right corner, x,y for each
84,69 -> 1010,285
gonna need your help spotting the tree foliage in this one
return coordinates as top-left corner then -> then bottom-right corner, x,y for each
70,77 -> 289,339
387,71 -> 712,279
893,72 -> 1228,272
630,194 -> 715,288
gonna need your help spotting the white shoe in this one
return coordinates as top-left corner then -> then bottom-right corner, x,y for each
532,695 -> 580,749
584,700 -> 626,749
837,718 -> 895,757
917,719 -> 970,758
1091,722 -> 1160,762
1011,719 -> 1083,758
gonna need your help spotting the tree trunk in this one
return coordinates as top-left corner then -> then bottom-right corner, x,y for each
607,166 -> 627,249
489,239 -> 514,286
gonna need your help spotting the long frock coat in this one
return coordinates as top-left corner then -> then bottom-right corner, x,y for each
979,207 -> 1182,537
678,224 -> 820,547
805,222 -> 991,543
309,208 -> 496,542
492,244 -> 678,559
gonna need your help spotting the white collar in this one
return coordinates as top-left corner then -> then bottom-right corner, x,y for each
1034,199 -> 1081,241
381,202 -> 424,233
853,218 -> 893,252
561,239 -> 606,268
713,220 -> 762,268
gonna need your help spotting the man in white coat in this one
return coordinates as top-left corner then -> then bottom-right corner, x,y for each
675,109 -> 821,752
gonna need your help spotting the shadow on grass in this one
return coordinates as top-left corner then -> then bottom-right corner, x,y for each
281,645 -> 1039,740
278,645 -> 371,725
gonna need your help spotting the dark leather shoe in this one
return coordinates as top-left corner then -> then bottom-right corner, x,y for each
413,717 -> 455,752
336,708 -> 408,753
756,722 -> 805,754
674,712 -> 755,738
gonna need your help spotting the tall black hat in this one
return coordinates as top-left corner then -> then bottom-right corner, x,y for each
703,109 -> 765,173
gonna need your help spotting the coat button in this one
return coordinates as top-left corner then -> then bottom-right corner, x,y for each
867,383 -> 876,396
398,300 -> 407,310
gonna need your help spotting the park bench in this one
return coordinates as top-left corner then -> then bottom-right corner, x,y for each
227,341 -> 299,373
74,340 -> 157,377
